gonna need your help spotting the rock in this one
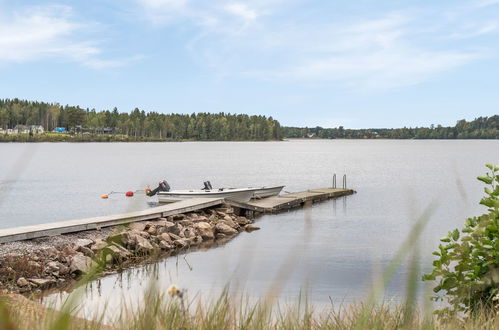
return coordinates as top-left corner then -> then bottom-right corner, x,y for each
216,233 -> 227,240
188,213 -> 199,220
158,233 -> 172,243
235,216 -> 251,226
45,261 -> 60,272
17,277 -> 29,287
173,239 -> 189,249
195,222 -> 214,240
129,222 -> 146,232
220,218 -> 239,229
182,228 -> 196,239
156,221 -> 175,235
179,219 -> 193,227
191,235 -> 203,245
172,214 -> 185,221
58,264 -> 70,276
215,223 -> 238,236
135,235 -> 154,254
61,246 -> 77,256
147,226 -> 157,235
70,255 -> 95,274
168,224 -> 182,236
244,225 -> 260,232
197,215 -> 208,222
91,239 -> 108,252
74,238 -> 93,248
169,233 -> 181,241
159,240 -> 172,250
28,278 -> 56,289
139,231 -> 151,239
77,246 -> 95,258
102,244 -> 131,262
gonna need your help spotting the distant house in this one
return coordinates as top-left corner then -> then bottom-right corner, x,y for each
6,128 -> 18,135
14,125 -> 45,134
307,133 -> 316,138
15,125 -> 30,134
53,127 -> 67,133
95,127 -> 115,134
0,128 -> 4,134
30,125 -> 44,134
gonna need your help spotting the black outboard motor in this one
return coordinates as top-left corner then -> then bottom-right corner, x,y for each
202,181 -> 213,190
147,180 -> 171,196
159,180 -> 171,192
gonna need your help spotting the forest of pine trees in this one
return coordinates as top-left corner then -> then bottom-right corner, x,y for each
0,98 -> 497,141
283,116 -> 499,139
0,99 -> 282,141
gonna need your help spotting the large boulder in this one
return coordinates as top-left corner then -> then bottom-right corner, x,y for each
70,255 -> 95,274
195,222 -> 214,240
215,223 -> 237,236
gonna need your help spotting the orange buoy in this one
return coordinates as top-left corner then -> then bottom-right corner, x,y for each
125,191 -> 134,197
101,194 -> 109,199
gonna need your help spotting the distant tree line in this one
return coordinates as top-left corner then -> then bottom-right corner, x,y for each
283,116 -> 499,139
1,98 -> 497,141
0,99 -> 282,141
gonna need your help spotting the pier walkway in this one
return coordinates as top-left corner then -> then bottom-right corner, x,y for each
0,188 -> 354,244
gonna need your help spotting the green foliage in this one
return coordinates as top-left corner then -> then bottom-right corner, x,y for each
423,164 -> 499,315
0,98 -> 282,141
283,116 -> 499,139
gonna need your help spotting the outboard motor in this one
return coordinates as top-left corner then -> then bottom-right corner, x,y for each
147,180 -> 171,196
158,180 -> 171,192
202,181 -> 213,190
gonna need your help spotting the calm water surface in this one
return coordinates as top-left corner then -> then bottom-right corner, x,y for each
1,140 -> 498,319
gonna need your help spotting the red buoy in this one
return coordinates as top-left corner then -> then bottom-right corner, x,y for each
125,191 -> 134,197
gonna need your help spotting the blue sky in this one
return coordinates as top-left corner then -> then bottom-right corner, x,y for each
0,0 -> 498,128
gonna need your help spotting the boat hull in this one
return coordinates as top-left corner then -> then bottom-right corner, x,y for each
252,186 -> 284,199
158,188 -> 258,203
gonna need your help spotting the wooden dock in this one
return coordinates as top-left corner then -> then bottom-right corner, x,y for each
228,188 -> 354,214
0,188 -> 354,244
0,198 -> 224,244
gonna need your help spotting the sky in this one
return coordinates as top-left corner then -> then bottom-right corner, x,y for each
0,0 -> 498,128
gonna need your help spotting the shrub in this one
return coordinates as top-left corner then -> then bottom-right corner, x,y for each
423,164 -> 499,315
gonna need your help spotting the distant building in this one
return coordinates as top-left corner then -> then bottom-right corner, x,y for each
6,128 -> 18,135
0,128 -> 4,134
14,125 -> 45,134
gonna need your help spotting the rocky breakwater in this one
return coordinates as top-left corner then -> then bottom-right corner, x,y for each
0,205 -> 260,294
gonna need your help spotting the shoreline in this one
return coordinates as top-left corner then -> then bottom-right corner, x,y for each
0,204 -> 259,296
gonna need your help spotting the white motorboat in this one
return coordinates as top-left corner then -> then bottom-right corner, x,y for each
157,187 -> 260,203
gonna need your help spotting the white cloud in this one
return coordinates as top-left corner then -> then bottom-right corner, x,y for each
0,5 -> 131,68
133,1 -> 493,90
224,3 -> 258,21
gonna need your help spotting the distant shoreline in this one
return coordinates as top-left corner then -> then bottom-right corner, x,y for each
1,134 -> 497,143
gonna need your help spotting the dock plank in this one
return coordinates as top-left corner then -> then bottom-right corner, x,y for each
0,198 -> 224,244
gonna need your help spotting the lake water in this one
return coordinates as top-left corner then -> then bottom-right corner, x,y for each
1,140 -> 498,319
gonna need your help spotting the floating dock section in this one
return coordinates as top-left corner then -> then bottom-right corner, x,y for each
0,188 -> 354,244
228,188 -> 354,215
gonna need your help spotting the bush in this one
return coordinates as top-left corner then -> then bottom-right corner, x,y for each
423,164 -> 499,315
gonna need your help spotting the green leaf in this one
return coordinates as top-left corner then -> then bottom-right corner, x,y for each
477,175 -> 493,185
486,164 -> 494,170
441,237 -> 451,243
452,229 -> 460,241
